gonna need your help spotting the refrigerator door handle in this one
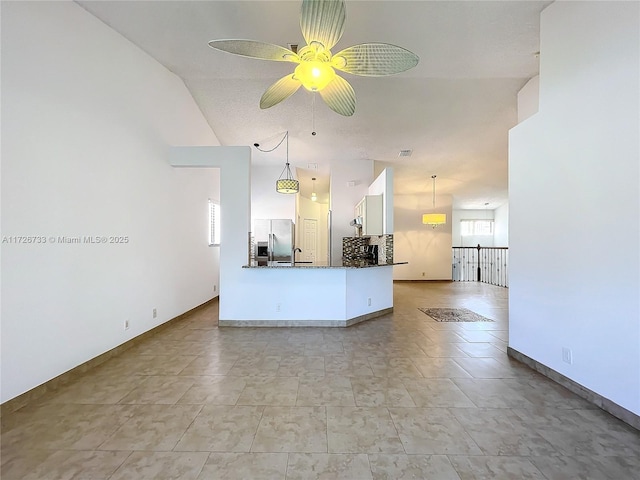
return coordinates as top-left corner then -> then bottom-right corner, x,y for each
268,233 -> 273,262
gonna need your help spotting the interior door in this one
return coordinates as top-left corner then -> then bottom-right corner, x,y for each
302,218 -> 317,263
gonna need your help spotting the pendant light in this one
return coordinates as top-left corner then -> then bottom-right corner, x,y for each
422,174 -> 446,228
275,131 -> 299,194
311,177 -> 317,201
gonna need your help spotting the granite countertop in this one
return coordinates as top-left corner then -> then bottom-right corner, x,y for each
242,261 -> 407,269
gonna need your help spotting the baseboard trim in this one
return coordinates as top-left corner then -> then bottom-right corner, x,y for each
1,296 -> 218,416
393,279 -> 453,283
507,346 -> 639,431
219,307 -> 393,328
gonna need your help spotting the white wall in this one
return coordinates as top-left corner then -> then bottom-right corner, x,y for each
329,160 -> 374,265
509,1 -> 639,415
517,75 -> 540,123
1,2 -> 220,403
368,168 -> 394,234
393,193 -> 453,280
251,165 -> 296,225
493,203 -> 509,247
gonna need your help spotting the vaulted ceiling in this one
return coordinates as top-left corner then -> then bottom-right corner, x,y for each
77,0 -> 551,208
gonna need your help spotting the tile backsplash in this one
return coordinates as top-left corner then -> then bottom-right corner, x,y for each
342,234 -> 394,265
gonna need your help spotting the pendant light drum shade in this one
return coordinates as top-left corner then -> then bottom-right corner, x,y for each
422,175 -> 446,228
422,213 -> 446,225
276,178 -> 299,194
274,131 -> 299,194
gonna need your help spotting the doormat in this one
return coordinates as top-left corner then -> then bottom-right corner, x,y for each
418,307 -> 494,322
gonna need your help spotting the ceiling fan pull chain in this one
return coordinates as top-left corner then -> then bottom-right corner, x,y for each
311,92 -> 317,136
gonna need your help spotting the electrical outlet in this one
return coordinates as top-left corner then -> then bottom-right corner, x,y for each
213,285 -> 217,292
367,297 -> 372,306
422,272 -> 425,277
124,319 -> 130,330
276,303 -> 281,312
152,308 -> 157,319
562,347 -> 573,364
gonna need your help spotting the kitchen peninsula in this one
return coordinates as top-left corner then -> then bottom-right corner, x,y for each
224,264 -> 400,327
170,146 -> 398,327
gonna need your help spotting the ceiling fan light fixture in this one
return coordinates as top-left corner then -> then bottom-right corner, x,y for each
208,0 -> 419,115
294,61 -> 336,92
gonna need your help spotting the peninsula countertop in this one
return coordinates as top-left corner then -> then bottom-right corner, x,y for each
242,261 -> 407,269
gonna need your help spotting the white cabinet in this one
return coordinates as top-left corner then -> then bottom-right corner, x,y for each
355,195 -> 383,235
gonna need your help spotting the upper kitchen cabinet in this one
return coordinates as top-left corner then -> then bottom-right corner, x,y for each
355,195 -> 383,235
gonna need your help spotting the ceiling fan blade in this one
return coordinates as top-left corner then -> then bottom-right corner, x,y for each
260,74 -> 303,109
300,0 -> 346,51
332,43 -> 419,76
208,40 -> 299,62
318,75 -> 355,116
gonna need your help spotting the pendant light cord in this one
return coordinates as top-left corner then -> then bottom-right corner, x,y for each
432,175 -> 437,209
255,131 -> 288,153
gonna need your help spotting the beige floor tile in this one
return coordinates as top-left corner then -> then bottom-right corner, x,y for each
513,407 -> 640,457
286,453 -> 372,480
98,404 -> 202,451
263,342 -> 307,356
179,355 -> 237,375
251,406 -> 327,453
276,355 -> 325,377
236,377 -> 300,406
196,452 -> 288,480
452,357 -> 529,379
324,356 -> 374,376
422,343 -> 471,358
451,378 -> 534,408
530,455 -> 640,480
450,408 -> 557,456
21,450 -> 130,480
448,455 -> 546,480
304,341 -> 345,356
40,375 -> 140,404
327,407 -> 404,454
228,356 -> 282,376
368,357 -> 423,378
174,404 -> 263,452
368,454 -> 460,480
2,404 -> 136,451
5,282 -> 638,479
119,375 -> 196,405
454,342 -> 507,358
109,451 -> 209,479
350,377 -> 416,407
0,449 -> 58,480
410,357 -> 474,379
502,376 -> 596,410
388,407 -> 482,455
454,330 -> 502,343
296,376 -> 356,406
177,376 -> 247,405
401,378 -> 475,408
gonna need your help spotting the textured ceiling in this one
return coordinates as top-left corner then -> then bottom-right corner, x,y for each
77,0 -> 551,209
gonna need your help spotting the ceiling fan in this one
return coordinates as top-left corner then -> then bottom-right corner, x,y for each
208,0 -> 419,116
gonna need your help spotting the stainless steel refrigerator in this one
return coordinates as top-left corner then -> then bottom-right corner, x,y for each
254,219 -> 295,265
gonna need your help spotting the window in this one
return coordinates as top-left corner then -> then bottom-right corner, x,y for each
460,219 -> 493,236
208,200 -> 221,246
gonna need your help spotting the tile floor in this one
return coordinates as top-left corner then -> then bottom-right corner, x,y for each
2,281 -> 639,479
